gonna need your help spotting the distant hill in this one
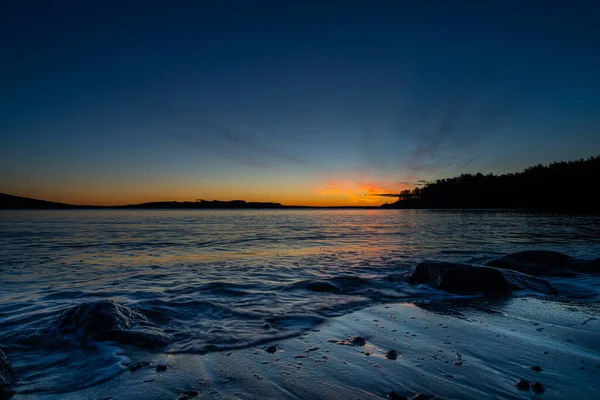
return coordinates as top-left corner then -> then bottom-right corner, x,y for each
0,193 -> 80,209
117,199 -> 285,209
0,194 -> 377,210
381,155 -> 600,211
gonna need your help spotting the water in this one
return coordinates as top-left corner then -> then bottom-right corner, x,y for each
1,209 -> 599,395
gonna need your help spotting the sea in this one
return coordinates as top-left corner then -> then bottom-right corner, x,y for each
1,209 -> 599,396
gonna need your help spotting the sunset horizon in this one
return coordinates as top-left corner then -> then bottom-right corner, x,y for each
2,2 -> 600,399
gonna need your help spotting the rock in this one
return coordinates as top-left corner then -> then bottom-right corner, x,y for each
49,300 -> 171,349
410,394 -> 433,400
408,262 -> 556,295
265,346 -> 278,354
530,365 -> 543,372
351,336 -> 366,346
532,382 -> 545,393
178,390 -> 200,399
385,349 -> 398,360
129,361 -> 150,372
486,250 -> 599,276
1,348 -> 16,392
388,392 -> 408,400
262,323 -> 272,330
156,364 -> 167,372
516,379 -> 530,390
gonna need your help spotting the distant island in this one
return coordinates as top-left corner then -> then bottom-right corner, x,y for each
2,155 -> 599,211
0,194 -> 378,210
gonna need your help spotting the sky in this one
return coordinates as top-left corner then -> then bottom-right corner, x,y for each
1,1 -> 600,206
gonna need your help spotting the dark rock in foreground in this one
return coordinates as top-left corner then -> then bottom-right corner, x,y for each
409,262 -> 557,295
49,300 -> 171,349
388,392 -> 408,400
487,250 -> 600,276
1,348 -> 15,393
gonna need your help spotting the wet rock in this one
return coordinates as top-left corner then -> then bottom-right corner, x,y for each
532,382 -> 545,393
1,348 -> 16,392
487,250 -> 599,276
408,262 -> 556,295
49,300 -> 171,349
410,394 -> 433,400
265,346 -> 278,354
516,379 -> 530,390
351,336 -> 366,346
178,390 -> 200,399
388,392 -> 408,400
530,365 -> 543,372
454,352 -> 463,366
385,349 -> 399,360
262,323 -> 272,330
129,361 -> 150,372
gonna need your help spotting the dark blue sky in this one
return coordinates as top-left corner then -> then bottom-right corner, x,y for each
1,1 -> 599,205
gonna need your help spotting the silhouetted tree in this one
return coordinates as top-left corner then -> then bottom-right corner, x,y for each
382,155 -> 600,211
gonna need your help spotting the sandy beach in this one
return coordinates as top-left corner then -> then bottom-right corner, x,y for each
23,296 -> 596,400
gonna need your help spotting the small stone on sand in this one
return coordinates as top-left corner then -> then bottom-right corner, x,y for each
385,349 -> 399,360
532,382 -> 545,393
351,336 -> 366,346
388,391 -> 408,400
530,365 -> 543,372
516,379 -> 530,390
265,346 -> 277,354
178,390 -> 200,400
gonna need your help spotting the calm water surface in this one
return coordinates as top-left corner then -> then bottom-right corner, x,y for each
1,209 -> 599,395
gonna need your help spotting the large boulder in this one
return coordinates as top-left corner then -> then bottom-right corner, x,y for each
486,250 -> 600,276
408,262 -> 557,295
49,300 -> 171,349
1,348 -> 15,393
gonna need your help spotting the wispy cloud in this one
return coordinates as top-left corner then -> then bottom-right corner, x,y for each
163,116 -> 315,170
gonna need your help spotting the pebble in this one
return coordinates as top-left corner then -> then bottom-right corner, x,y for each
156,365 -> 167,372
265,346 -> 277,354
516,379 -> 530,390
388,391 -> 408,400
178,390 -> 200,400
129,361 -> 150,372
410,394 -> 433,400
530,365 -> 543,372
351,336 -> 366,346
532,382 -> 545,393
385,349 -> 399,360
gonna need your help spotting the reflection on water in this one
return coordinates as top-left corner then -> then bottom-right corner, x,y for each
0,209 -> 599,394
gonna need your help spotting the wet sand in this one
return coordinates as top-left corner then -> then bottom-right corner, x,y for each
36,296 -> 600,400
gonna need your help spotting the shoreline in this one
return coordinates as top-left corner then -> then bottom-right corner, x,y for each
32,297 -> 600,400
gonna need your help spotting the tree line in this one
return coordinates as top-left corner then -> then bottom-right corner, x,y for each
381,155 -> 600,211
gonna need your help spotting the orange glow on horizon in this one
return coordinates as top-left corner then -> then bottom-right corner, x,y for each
6,178 -> 411,207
